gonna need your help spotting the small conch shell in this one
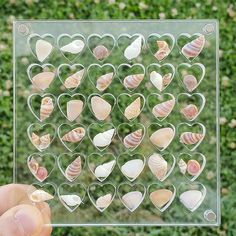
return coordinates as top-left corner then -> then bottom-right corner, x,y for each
123,74 -> 144,89
154,40 -> 171,61
94,160 -> 116,178
162,73 -> 172,86
31,71 -> 55,90
31,132 -> 40,147
31,133 -> 51,150
121,159 -> 144,179
181,34 -> 205,59
29,189 -> 54,203
152,99 -> 175,118
179,190 -> 203,211
60,194 -> 82,207
178,159 -> 187,175
96,72 -> 113,92
183,74 -> 198,92
65,156 -> 82,182
121,191 -> 143,211
124,36 -> 143,60
60,40 -> 85,54
40,97 -> 54,121
93,128 -> 115,147
123,129 -> 143,149
66,100 -> 84,122
124,97 -> 141,120
96,193 -> 112,209
180,104 -> 199,120
35,39 -> 53,62
28,157 -> 39,175
62,127 -> 85,143
91,96 -> 112,120
150,189 -> 173,208
180,132 -> 204,145
93,45 -> 110,60
64,69 -> 85,89
187,159 -> 201,176
150,71 -> 172,91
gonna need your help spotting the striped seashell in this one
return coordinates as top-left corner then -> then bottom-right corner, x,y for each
124,97 -> 141,120
38,134 -> 51,150
96,72 -> 113,92
181,35 -> 205,59
123,74 -> 144,89
162,73 -> 172,86
65,156 -> 82,181
40,97 -> 54,121
180,104 -> 199,120
154,40 -> 171,61
123,129 -> 143,149
31,132 -> 40,146
152,99 -> 175,118
28,157 -> 39,175
64,69 -> 85,89
62,127 -> 85,143
29,189 -> 54,203
180,132 -> 204,145
93,45 -> 110,60
183,74 -> 198,92
178,159 -> 187,175
96,193 -> 112,209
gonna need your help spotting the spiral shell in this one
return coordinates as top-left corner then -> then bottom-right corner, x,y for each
122,191 -> 143,211
31,132 -> 40,147
152,99 -> 175,118
123,129 -> 143,149
180,104 -> 199,120
183,74 -> 198,92
28,157 -> 39,175
154,40 -> 171,61
96,193 -> 112,209
65,156 -> 82,181
162,73 -> 172,86
187,159 -> 201,176
62,127 -> 85,143
93,45 -> 110,60
124,97 -> 141,120
64,69 -> 85,89
180,132 -> 204,145
96,72 -> 113,92
38,134 -> 51,150
123,74 -> 144,89
29,189 -> 54,203
150,71 -> 172,91
178,159 -> 187,175
93,128 -> 115,147
40,97 -> 54,121
124,36 -> 143,60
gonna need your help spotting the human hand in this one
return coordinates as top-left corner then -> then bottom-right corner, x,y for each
0,184 -> 52,236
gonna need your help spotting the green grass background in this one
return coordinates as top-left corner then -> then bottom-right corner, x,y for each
0,0 -> 235,235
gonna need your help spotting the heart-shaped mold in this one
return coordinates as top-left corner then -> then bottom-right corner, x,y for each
147,33 -> 175,61
27,153 -> 56,182
58,183 -> 86,212
87,182 -> 116,212
117,93 -> 145,121
148,183 -> 176,212
177,122 -> 206,151
27,63 -> 56,91
57,123 -> 86,152
177,93 -> 206,121
147,93 -> 175,121
87,153 -> 116,182
57,93 -> 86,122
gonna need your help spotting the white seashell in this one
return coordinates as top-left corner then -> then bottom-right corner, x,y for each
121,159 -> 144,179
60,40 -> 85,54
62,127 -> 85,143
64,69 -> 85,89
179,190 -> 203,211
94,160 -> 116,178
122,191 -> 143,211
31,71 -> 55,90
93,128 -> 115,147
123,129 -> 143,149
123,74 -> 144,89
66,100 -> 84,122
29,189 -> 54,203
150,71 -> 163,91
91,96 -> 112,120
40,97 -> 54,121
96,72 -> 113,92
35,39 -> 53,62
124,36 -> 143,60
60,194 -> 82,207
178,159 -> 187,175
152,99 -> 175,118
124,97 -> 141,120
96,193 -> 112,209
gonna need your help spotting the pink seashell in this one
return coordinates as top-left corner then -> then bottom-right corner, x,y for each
183,74 -> 198,92
180,132 -> 203,145
93,45 -> 110,60
187,160 -> 201,176
96,72 -> 113,92
28,157 -> 39,175
123,129 -> 143,149
36,166 -> 48,181
31,71 -> 55,90
62,127 -> 85,143
152,99 -> 175,118
40,97 -> 54,121
154,41 -> 171,61
65,156 -> 82,181
180,104 -> 199,120
38,134 -> 51,150
64,69 -> 85,89
123,74 -> 144,89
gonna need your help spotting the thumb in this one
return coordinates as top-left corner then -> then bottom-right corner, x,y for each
0,204 -> 44,236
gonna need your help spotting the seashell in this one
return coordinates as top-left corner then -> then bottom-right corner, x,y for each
60,194 -> 82,207
152,99 -> 175,118
183,74 -> 198,92
40,97 -> 54,121
94,160 -> 116,178
150,71 -> 164,91
91,96 -> 112,120
154,40 -> 171,61
38,134 -> 51,150
180,132 -> 203,145
35,167 -> 48,182
148,153 -> 168,181
162,73 -> 172,86
124,36 -> 143,60
121,159 -> 144,179
122,191 -> 143,211
96,193 -> 112,209
60,40 -> 85,54
93,45 -> 110,60
123,74 -> 144,89
180,104 -> 199,120
64,69 -> 85,89
124,97 -> 141,120
28,157 -> 39,175
123,129 -> 143,149
178,159 -> 187,175
30,132 -> 40,147
62,127 -> 85,143
93,128 -> 115,147
31,71 -> 55,90
29,189 -> 54,203
187,160 -> 201,176
35,39 -> 53,62
150,127 -> 175,149
65,156 -> 82,181
66,100 -> 84,122
179,190 -> 203,211
150,189 -> 173,208
96,72 -> 113,92
181,35 -> 205,59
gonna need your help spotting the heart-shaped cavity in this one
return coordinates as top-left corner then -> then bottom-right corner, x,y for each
27,34 -> 54,62
177,152 -> 206,181
117,93 -> 145,121
58,183 -> 86,212
87,153 -> 116,182
28,93 -> 56,122
177,122 -> 206,151
57,64 -> 85,92
87,63 -> 116,92
118,182 -> 146,212
147,33 -> 175,61
177,33 -> 206,61
88,123 -> 116,152
27,153 -> 56,182
58,123 -> 86,152
117,123 -> 145,152
148,183 -> 176,212
27,63 -> 56,91
177,63 -> 205,92
178,182 -> 206,212
147,63 -> 175,92
57,34 -> 86,62
118,153 -> 145,182
88,93 -> 116,121
117,34 -> 145,61
147,152 -> 176,181
58,153 -> 84,182
87,34 -> 115,61
87,182 -> 116,212
147,93 -> 175,121
148,123 -> 175,151
117,63 -> 145,92
27,123 -> 56,151
177,93 -> 205,121
57,93 -> 86,122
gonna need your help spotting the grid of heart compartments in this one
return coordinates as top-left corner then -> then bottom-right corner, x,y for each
26,33 -> 209,214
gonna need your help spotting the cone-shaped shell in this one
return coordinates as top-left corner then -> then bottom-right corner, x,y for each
96,193 -> 112,209
179,190 -> 203,211
124,97 -> 141,120
35,39 -> 53,62
180,132 -> 203,145
66,100 -> 84,122
60,40 -> 85,54
121,159 -> 144,179
29,189 -> 54,203
93,45 -> 110,60
123,74 -> 144,89
150,189 -> 173,208
93,128 -> 115,147
187,160 -> 201,176
62,127 -> 85,143
180,104 -> 198,120
40,97 -> 54,121
183,74 -> 198,92
60,194 -> 82,207
122,191 -> 143,211
162,73 -> 172,86
150,71 -> 163,91
152,99 -> 175,118
65,156 -> 82,181
64,69 -> 85,89
94,160 -> 116,178
150,127 -> 174,148
123,129 -> 143,149
38,134 -> 51,150
124,36 -> 143,60
154,40 -> 171,61
178,159 -> 187,175
28,157 -> 39,175
31,132 -> 40,147
91,96 -> 112,120
32,72 -> 55,90
96,72 -> 113,92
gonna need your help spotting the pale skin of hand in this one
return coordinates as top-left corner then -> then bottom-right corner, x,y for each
0,184 -> 52,236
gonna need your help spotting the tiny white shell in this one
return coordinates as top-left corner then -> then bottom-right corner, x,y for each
60,40 -> 85,54
93,128 -> 115,147
96,193 -> 113,209
121,159 -> 144,179
35,39 -> 53,62
124,36 -> 143,60
29,189 -> 54,203
94,160 -> 116,178
150,71 -> 163,91
60,194 -> 82,207
122,191 -> 143,211
179,190 -> 203,211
